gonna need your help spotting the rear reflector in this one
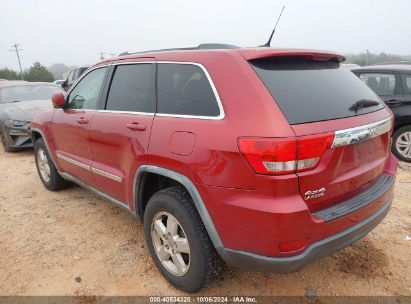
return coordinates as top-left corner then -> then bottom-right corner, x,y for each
238,133 -> 334,175
279,239 -> 307,252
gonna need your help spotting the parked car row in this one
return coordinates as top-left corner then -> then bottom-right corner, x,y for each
0,65 -> 90,152
0,81 -> 63,151
27,45 -> 397,292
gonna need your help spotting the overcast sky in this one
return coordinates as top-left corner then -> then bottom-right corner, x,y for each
0,0 -> 410,71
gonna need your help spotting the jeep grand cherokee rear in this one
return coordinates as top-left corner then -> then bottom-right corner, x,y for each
31,47 -> 397,292
214,51 -> 396,271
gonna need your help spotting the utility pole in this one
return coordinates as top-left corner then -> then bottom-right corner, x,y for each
98,52 -> 106,60
365,49 -> 370,66
10,43 -> 24,80
109,53 -> 116,58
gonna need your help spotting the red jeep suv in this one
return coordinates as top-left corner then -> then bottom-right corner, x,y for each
31,45 -> 397,292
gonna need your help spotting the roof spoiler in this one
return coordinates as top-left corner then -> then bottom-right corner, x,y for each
241,49 -> 345,63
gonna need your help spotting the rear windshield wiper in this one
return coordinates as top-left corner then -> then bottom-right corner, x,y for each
349,99 -> 380,113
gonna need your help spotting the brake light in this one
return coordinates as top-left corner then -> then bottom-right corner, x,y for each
238,133 -> 334,175
297,133 -> 335,172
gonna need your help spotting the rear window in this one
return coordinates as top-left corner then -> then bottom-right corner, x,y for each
250,57 -> 384,124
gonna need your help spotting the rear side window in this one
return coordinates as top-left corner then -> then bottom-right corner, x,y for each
106,64 -> 155,112
157,63 -> 220,117
401,74 -> 411,94
359,73 -> 396,96
250,57 -> 384,124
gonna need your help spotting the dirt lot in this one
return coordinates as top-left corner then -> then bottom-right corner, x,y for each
0,148 -> 410,297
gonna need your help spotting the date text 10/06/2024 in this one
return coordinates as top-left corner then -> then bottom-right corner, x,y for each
149,296 -> 257,303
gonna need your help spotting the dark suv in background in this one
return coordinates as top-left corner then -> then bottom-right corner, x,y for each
61,66 -> 89,91
352,65 -> 411,162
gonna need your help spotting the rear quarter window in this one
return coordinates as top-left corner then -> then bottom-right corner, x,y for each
359,73 -> 396,96
402,74 -> 411,94
157,63 -> 220,117
250,57 -> 384,124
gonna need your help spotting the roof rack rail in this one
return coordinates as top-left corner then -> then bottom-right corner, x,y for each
119,43 -> 239,56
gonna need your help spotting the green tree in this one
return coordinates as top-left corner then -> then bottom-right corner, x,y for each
0,68 -> 21,80
23,62 -> 54,82
345,52 -> 410,66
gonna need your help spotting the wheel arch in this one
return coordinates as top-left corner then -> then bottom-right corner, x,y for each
30,127 -> 58,169
133,165 -> 224,250
393,121 -> 411,133
31,129 -> 42,144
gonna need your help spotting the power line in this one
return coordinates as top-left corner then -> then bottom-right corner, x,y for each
10,43 -> 24,80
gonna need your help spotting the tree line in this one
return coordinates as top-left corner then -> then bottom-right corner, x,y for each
0,62 -> 54,82
344,52 -> 410,66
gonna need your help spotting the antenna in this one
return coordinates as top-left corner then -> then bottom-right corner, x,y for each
260,5 -> 285,47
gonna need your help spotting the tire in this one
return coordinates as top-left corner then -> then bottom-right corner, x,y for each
34,138 -> 69,191
144,186 -> 224,292
0,128 -> 18,152
392,126 -> 411,162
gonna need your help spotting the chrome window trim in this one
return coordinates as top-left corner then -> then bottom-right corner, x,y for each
66,60 -> 225,120
91,167 -> 122,183
57,108 -> 154,116
332,117 -> 392,148
154,61 -> 225,120
96,109 -> 154,116
57,152 -> 123,183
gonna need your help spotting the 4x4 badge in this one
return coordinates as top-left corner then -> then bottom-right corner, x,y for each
304,188 -> 326,201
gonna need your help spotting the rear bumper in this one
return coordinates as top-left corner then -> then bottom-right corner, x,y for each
218,196 -> 392,272
201,153 -> 397,269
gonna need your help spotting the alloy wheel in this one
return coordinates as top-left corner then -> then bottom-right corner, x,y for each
37,148 -> 51,183
151,211 -> 191,276
396,131 -> 411,160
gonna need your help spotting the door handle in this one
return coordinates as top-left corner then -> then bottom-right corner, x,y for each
76,117 -> 89,124
385,99 -> 403,107
126,122 -> 146,131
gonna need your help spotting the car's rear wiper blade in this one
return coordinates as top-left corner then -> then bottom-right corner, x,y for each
349,99 -> 380,112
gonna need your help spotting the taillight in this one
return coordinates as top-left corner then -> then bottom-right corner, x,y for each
238,133 -> 334,175
297,133 -> 335,172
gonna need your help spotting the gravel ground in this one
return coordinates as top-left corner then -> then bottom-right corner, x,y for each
0,148 -> 410,296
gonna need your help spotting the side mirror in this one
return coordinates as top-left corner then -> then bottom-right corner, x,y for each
52,91 -> 66,108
